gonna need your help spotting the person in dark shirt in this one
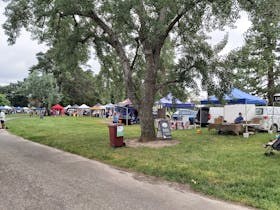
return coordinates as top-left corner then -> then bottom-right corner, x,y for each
234,112 -> 244,124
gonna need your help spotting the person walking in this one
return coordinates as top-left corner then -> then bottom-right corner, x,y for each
0,110 -> 6,129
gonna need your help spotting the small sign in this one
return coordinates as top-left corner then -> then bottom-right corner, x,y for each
158,120 -> 172,139
117,125 -> 124,137
273,94 -> 280,102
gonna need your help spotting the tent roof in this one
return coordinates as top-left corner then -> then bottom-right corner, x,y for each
105,103 -> 115,108
79,104 -> 90,109
201,88 -> 267,105
0,105 -> 12,110
91,103 -> 106,110
157,93 -> 195,108
70,104 -> 80,109
64,105 -> 71,109
4,105 -> 12,110
51,104 -> 64,110
118,98 -> 132,106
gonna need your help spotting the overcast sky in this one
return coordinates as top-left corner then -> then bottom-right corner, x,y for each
0,2 -> 251,87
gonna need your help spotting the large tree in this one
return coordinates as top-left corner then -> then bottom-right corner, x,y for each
0,82 -> 29,107
29,52 -> 101,106
19,70 -> 62,108
3,0 -> 240,141
229,0 -> 280,104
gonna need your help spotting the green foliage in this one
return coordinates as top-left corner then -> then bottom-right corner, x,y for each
0,94 -> 11,106
19,70 -> 62,108
3,0 -> 242,139
60,69 -> 100,106
29,51 -> 100,106
0,82 -> 28,107
229,0 -> 280,104
6,116 -> 280,209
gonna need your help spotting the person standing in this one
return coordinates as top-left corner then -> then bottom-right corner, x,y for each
112,112 -> 119,124
0,110 -> 6,129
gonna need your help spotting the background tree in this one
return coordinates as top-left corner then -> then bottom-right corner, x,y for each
60,68 -> 100,106
19,71 -> 62,108
0,82 -> 29,107
30,51 -> 100,106
229,0 -> 280,104
3,0 -> 240,141
0,94 -> 11,106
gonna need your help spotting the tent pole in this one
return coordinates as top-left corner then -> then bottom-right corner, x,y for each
126,107 -> 128,125
245,102 -> 248,133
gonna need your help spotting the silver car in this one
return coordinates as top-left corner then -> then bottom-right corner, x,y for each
172,109 -> 197,124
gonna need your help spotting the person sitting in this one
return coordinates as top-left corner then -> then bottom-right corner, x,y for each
234,112 -> 244,124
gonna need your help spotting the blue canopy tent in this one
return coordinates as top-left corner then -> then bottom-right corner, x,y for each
201,88 -> 266,105
157,93 -> 195,108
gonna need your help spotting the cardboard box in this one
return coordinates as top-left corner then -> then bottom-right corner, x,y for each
214,117 -> 223,124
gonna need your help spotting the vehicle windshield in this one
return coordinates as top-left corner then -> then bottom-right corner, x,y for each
255,108 -> 263,115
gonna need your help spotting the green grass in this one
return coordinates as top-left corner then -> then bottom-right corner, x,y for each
6,115 -> 280,209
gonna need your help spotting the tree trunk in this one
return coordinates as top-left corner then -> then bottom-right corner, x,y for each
267,65 -> 275,106
138,72 -> 157,142
138,47 -> 160,142
139,101 -> 156,142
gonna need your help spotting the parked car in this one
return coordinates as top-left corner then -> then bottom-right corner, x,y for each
195,107 -> 210,127
172,109 -> 197,124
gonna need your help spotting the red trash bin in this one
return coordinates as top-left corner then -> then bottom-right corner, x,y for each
108,123 -> 125,147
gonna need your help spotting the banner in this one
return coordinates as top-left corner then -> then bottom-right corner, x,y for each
117,125 -> 124,137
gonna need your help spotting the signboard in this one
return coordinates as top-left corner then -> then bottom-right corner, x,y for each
273,93 -> 280,102
158,120 -> 172,139
117,125 -> 124,137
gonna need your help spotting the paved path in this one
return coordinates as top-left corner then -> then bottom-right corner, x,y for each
0,129 -> 253,210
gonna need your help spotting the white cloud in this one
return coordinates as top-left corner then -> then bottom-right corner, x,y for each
0,2 -> 45,86
0,2 -> 100,86
208,11 -> 252,54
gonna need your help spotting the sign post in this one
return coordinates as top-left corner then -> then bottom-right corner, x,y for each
117,125 -> 124,137
158,120 -> 172,140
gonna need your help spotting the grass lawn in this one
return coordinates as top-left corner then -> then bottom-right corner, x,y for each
6,115 -> 280,209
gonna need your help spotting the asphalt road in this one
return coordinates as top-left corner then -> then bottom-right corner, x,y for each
0,129 -> 252,210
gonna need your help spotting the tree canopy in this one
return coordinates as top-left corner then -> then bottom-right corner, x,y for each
3,0 -> 245,141
19,70 -> 62,108
228,0 -> 280,104
0,94 -> 11,106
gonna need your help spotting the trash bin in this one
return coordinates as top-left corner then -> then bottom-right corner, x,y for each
108,123 -> 125,147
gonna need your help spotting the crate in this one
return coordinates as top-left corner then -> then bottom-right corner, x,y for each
214,117 -> 223,124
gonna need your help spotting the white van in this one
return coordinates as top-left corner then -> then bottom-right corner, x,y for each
254,106 -> 280,132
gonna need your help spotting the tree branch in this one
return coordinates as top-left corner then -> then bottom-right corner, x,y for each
155,79 -> 180,92
130,38 -> 140,70
158,7 -> 188,48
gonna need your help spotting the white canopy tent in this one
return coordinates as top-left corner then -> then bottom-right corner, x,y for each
78,104 -> 90,116
3,105 -> 12,110
105,103 -> 115,109
79,104 -> 90,109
